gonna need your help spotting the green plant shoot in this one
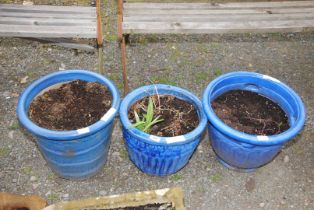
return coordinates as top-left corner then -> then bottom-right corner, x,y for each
133,97 -> 163,133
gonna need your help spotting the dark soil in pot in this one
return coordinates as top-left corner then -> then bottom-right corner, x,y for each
128,94 -> 199,137
212,90 -> 290,136
29,80 -> 112,130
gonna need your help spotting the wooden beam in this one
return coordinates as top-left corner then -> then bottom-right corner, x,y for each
23,38 -> 95,51
0,25 -> 96,38
0,12 -> 95,19
124,13 -> 314,22
125,8 -> 314,15
0,4 -> 95,12
0,17 -> 96,26
123,20 -> 314,34
124,1 -> 314,9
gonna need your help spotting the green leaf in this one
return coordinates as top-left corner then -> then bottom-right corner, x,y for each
134,110 -> 141,123
132,97 -> 164,133
143,116 -> 163,132
133,120 -> 146,131
133,121 -> 145,128
146,97 -> 154,124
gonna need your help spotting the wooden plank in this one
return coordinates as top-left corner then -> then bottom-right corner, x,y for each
0,4 -> 95,12
124,13 -> 314,22
23,38 -> 95,51
122,20 -> 314,34
0,8 -> 94,14
125,8 -> 314,15
0,12 -> 95,19
0,25 -> 96,38
0,17 -> 96,26
125,1 -> 314,9
124,1 -> 314,9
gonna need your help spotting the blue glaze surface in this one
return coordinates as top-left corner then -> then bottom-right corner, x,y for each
202,71 -> 306,170
17,70 -> 120,179
119,84 -> 207,176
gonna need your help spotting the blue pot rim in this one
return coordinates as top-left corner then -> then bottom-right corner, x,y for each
17,70 -> 120,140
202,71 -> 306,146
119,84 -> 207,145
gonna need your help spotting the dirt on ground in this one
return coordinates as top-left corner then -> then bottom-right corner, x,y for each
0,0 -> 313,210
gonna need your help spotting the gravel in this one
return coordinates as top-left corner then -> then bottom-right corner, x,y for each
0,0 -> 313,209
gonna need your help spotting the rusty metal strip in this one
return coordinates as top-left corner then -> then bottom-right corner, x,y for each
121,35 -> 129,95
117,0 -> 123,42
96,0 -> 103,46
96,0 -> 104,74
118,0 -> 129,95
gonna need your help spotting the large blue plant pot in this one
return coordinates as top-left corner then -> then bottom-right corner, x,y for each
202,71 -> 306,171
119,84 -> 207,176
17,70 -> 120,179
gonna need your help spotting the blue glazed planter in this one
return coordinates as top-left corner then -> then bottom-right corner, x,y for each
202,71 -> 306,171
119,85 -> 207,176
17,70 -> 120,179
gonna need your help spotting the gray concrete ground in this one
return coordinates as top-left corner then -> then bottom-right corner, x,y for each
0,0 -> 313,209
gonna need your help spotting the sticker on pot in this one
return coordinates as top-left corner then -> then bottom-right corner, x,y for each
101,107 -> 116,122
257,135 -> 269,141
166,135 -> 186,144
77,127 -> 90,134
262,75 -> 281,83
149,135 -> 161,142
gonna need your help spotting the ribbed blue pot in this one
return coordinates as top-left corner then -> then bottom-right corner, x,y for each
119,85 -> 207,176
202,71 -> 306,171
17,70 -> 120,179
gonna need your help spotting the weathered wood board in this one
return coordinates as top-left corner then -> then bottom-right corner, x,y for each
0,4 -> 96,38
123,1 -> 314,34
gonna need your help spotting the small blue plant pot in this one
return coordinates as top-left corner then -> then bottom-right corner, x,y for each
119,84 -> 207,176
202,71 -> 306,171
17,70 -> 120,179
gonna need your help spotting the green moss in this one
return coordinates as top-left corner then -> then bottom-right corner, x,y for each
214,68 -> 222,77
195,71 -> 208,83
9,123 -> 19,130
271,32 -> 282,39
22,166 -> 33,176
210,42 -> 221,50
151,76 -> 177,86
47,173 -> 55,180
106,34 -> 117,43
169,48 -> 181,62
170,174 -> 182,182
47,193 -> 59,202
119,149 -> 129,160
117,82 -> 124,91
177,58 -> 189,68
26,72 -> 37,80
106,73 -> 120,81
193,58 -> 204,66
140,36 -> 149,45
211,173 -> 223,183
199,45 -> 210,54
0,147 -> 11,157
42,58 -> 55,65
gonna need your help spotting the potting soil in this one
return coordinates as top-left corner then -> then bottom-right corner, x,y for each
128,94 -> 199,137
212,90 -> 290,135
29,80 -> 112,130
